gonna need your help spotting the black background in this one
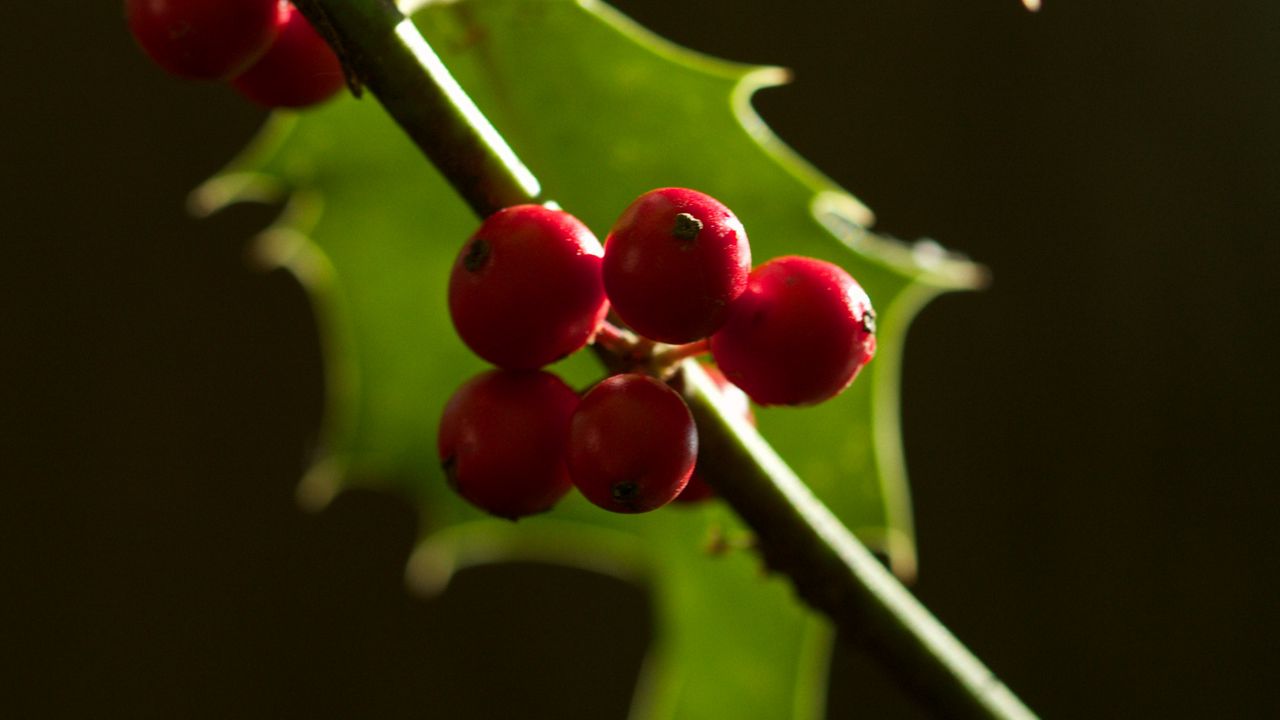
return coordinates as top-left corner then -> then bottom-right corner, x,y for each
5,1 -> 1278,717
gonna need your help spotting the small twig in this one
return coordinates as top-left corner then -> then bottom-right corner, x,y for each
292,0 -> 541,216
592,320 -> 640,356
297,2 -> 1037,718
649,338 -> 711,372
681,363 -> 1034,719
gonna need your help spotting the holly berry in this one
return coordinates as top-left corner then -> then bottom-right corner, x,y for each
449,205 -> 609,370
674,364 -> 754,503
437,369 -> 579,520
568,374 -> 697,513
125,0 -> 280,80
603,188 -> 751,344
231,2 -> 345,108
711,256 -> 876,406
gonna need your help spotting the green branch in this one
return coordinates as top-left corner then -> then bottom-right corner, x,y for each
293,0 -> 540,215
292,1 -> 1037,717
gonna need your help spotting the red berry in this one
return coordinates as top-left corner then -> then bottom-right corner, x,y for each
568,374 -> 697,513
603,188 -> 751,344
449,205 -> 609,370
437,369 -> 579,520
710,256 -> 876,406
674,364 -> 754,504
125,0 -> 280,80
231,2 -> 345,108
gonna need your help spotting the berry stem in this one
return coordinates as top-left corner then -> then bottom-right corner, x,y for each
291,2 -> 1035,718
590,321 -> 654,376
649,338 -> 711,370
592,320 -> 640,355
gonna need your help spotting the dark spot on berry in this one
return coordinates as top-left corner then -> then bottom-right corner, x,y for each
442,455 -> 460,492
784,275 -> 798,287
861,308 -> 877,335
672,213 -> 703,243
611,481 -> 640,504
463,238 -> 491,272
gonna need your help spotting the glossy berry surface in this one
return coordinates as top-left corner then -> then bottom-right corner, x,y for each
126,0 -> 280,80
437,370 -> 579,520
603,188 -> 751,344
231,2 -> 345,108
449,205 -> 609,370
568,374 -> 697,513
711,256 -> 876,406
674,364 -> 754,504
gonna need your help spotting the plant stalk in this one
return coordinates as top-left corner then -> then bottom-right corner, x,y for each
293,1 -> 1037,718
293,0 -> 541,216
682,365 -> 1034,719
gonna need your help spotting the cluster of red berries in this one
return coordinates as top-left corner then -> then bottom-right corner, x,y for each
440,188 -> 877,520
125,0 -> 344,108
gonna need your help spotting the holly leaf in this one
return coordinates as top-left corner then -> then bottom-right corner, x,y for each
194,0 -> 982,717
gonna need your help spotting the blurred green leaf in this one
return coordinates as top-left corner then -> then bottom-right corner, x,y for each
196,0 -> 981,717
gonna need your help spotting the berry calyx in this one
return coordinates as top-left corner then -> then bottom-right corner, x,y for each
449,205 -> 609,370
437,370 -> 579,520
568,374 -> 697,513
603,188 -> 751,344
231,2 -> 345,108
125,0 -> 280,80
710,256 -> 876,406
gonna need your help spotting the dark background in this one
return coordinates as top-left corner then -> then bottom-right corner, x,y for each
5,0 -> 1277,717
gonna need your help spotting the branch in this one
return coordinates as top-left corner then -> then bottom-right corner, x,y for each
292,1 -> 1037,717
682,366 -> 1034,719
293,0 -> 540,216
